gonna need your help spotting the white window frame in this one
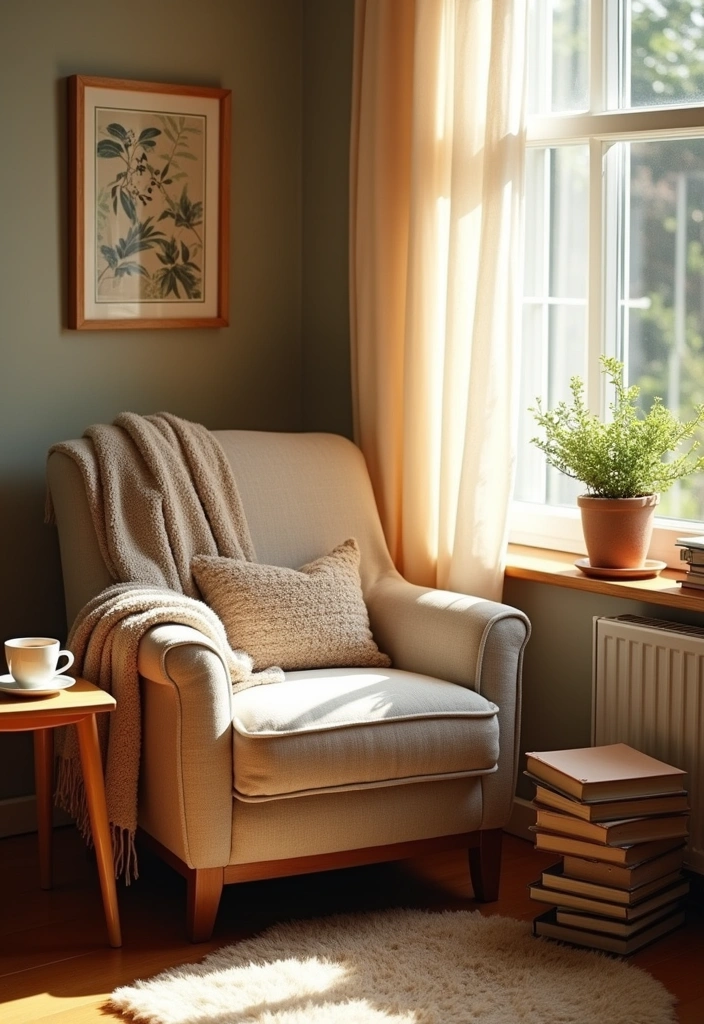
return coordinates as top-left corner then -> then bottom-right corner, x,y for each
511,1 -> 704,566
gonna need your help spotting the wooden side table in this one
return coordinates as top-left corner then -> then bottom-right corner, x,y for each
0,676 -> 121,947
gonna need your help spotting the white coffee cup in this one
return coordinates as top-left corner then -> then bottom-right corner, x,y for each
4,637 -> 75,688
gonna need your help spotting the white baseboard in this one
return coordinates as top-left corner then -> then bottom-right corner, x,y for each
504,796 -> 536,843
0,795 -> 72,839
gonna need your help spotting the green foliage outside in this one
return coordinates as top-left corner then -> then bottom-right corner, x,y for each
631,0 -> 704,106
531,357 -> 704,498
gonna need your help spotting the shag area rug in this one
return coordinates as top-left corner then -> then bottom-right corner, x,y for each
110,908 -> 676,1024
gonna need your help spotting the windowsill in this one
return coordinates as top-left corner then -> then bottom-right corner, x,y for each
505,544 -> 704,614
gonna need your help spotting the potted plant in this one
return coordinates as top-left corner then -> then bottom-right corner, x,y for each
530,356 -> 704,570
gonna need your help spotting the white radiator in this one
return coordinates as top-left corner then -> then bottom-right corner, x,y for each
593,614 -> 704,874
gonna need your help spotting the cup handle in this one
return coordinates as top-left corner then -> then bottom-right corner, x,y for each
56,650 -> 75,676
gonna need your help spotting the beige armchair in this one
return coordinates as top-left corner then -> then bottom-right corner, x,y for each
47,429 -> 529,941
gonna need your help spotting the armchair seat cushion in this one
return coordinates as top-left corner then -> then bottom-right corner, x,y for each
231,667 -> 500,800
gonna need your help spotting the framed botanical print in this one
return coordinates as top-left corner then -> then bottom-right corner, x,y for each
68,75 -> 230,329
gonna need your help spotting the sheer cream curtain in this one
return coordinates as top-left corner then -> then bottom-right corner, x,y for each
350,0 -> 527,601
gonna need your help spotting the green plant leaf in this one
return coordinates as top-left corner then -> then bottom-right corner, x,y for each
120,190 -> 137,223
154,259 -> 201,300
155,236 -> 180,264
100,245 -> 118,270
115,261 -> 149,278
530,356 -> 704,497
97,139 -> 124,158
138,127 -> 161,143
112,217 -> 165,260
176,151 -> 198,160
173,263 -> 199,298
106,123 -> 128,141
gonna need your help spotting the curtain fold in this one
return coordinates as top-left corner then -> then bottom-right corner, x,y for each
350,0 -> 527,602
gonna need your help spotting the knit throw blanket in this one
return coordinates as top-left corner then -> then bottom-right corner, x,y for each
47,413 -> 284,882
47,411 -> 257,594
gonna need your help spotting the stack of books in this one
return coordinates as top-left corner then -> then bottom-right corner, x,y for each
526,743 -> 690,955
676,535 -> 704,592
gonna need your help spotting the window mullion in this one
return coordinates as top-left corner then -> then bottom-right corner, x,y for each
590,0 -> 606,113
588,138 -> 605,415
618,0 -> 631,110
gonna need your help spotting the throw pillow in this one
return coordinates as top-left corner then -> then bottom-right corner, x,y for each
191,538 -> 392,671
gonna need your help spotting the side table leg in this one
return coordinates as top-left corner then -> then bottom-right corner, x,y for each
33,729 -> 54,890
75,714 -> 122,948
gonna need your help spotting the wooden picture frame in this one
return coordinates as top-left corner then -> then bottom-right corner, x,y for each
68,75 -> 230,330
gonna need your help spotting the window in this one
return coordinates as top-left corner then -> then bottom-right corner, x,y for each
513,0 -> 704,562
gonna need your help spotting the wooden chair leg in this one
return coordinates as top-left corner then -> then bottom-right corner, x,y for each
468,827 -> 503,902
187,867 -> 224,942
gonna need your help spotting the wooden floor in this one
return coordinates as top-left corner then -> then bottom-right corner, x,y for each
1,826 -> 703,1022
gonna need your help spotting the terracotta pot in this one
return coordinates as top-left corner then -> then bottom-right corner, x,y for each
577,494 -> 659,569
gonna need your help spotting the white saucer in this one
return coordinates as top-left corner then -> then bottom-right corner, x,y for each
574,558 -> 667,581
0,674 -> 75,698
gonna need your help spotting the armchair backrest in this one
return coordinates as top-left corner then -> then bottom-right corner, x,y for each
47,429 -> 396,628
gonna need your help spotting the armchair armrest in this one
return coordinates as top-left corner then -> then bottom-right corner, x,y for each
367,572 -> 530,692
366,572 -> 530,828
136,623 -> 234,869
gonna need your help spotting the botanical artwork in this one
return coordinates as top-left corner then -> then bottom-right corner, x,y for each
94,107 -> 205,303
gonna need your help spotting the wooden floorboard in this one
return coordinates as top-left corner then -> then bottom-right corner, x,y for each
0,826 -> 701,1022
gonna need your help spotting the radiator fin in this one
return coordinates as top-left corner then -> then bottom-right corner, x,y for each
594,615 -> 704,874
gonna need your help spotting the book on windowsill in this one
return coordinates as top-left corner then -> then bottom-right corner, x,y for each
532,906 -> 686,955
561,846 -> 686,890
679,550 -> 704,570
533,807 -> 689,846
529,779 -> 690,821
676,535 -> 704,551
679,548 -> 704,565
678,576 -> 704,591
528,874 -> 690,920
525,744 -> 687,802
538,861 -> 685,905
531,831 -> 686,866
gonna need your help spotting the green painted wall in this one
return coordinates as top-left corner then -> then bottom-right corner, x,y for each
302,0 -> 355,437
0,0 -> 304,804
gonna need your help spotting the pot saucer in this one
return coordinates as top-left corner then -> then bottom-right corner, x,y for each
574,558 -> 667,581
0,674 -> 75,698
